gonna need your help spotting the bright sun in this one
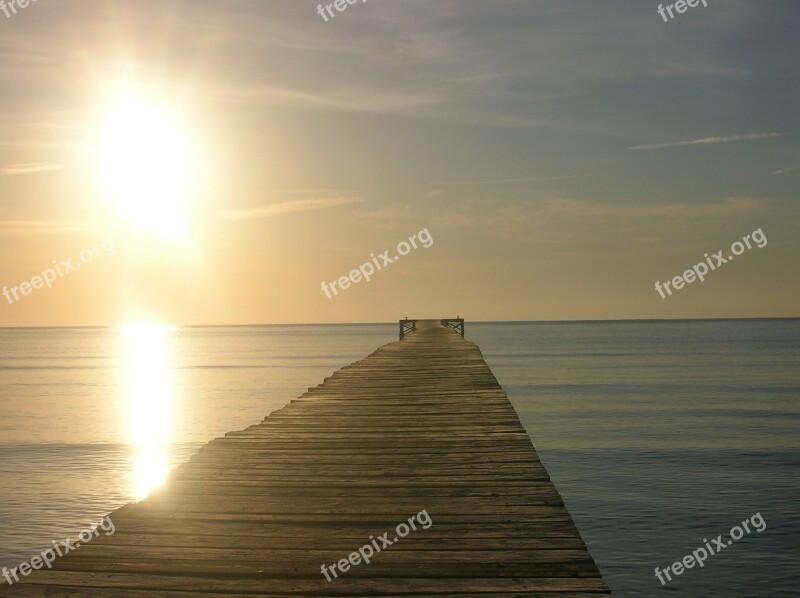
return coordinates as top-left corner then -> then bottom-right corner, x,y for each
96,92 -> 194,238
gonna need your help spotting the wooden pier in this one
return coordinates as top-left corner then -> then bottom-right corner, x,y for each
4,319 -> 610,596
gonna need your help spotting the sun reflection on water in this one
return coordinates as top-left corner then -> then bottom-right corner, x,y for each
121,322 -> 174,499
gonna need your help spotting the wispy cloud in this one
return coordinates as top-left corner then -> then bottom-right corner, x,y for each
0,220 -> 89,234
503,196 -> 768,221
0,163 -> 62,176
772,164 -> 800,175
629,133 -> 783,151
432,172 -> 622,186
219,196 -> 362,221
399,194 -> 778,252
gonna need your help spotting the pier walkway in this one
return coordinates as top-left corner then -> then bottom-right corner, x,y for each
5,319 -> 610,596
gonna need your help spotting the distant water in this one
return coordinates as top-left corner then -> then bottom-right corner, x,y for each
1,320 -> 798,596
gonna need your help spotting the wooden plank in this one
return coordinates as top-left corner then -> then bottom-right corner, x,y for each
3,572 -> 612,595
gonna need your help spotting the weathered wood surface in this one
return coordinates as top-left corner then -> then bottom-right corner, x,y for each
4,319 -> 610,596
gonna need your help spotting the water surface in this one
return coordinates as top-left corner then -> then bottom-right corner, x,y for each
1,320 -> 798,596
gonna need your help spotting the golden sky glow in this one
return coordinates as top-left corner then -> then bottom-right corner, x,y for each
0,2 -> 798,326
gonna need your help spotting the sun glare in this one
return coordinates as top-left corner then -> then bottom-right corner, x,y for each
121,322 -> 175,499
96,92 -> 194,238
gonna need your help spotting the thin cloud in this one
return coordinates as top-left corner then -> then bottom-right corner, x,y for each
0,163 -> 63,176
219,196 -> 362,221
0,220 -> 90,234
772,164 -> 800,175
630,133 -> 782,150
432,172 -> 622,186
506,196 -> 768,220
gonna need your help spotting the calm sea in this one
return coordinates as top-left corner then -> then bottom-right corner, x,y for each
0,320 -> 798,596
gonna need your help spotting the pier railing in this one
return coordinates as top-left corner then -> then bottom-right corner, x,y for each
441,317 -> 465,337
400,318 -> 464,339
399,319 -> 417,340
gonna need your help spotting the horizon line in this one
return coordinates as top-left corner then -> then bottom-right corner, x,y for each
1,316 -> 798,331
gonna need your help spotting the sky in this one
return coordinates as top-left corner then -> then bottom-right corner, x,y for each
0,0 -> 798,326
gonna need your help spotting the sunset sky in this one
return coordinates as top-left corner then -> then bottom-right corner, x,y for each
1,0 -> 798,326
